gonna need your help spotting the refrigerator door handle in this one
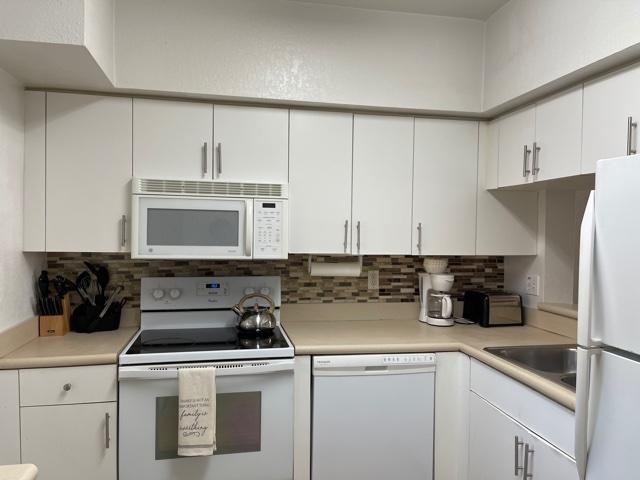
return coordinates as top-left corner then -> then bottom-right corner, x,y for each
578,191 -> 601,347
575,347 -> 600,480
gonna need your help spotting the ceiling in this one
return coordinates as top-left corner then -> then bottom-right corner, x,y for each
288,0 -> 510,20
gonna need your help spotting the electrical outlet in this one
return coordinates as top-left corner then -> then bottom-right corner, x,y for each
526,274 -> 540,296
368,270 -> 379,290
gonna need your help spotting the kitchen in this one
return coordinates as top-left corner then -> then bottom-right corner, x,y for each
0,1 -> 638,479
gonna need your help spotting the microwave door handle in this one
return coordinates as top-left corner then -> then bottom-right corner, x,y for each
245,201 -> 253,257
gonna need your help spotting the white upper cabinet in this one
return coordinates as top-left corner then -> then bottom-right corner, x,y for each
476,122 -> 538,255
46,93 -> 132,252
533,87 -> 583,182
289,110 -> 353,254
412,119 -> 478,255
213,105 -> 289,184
498,106 -> 536,187
352,114 -> 414,255
23,91 -> 46,251
582,63 -> 640,173
133,98 -> 213,180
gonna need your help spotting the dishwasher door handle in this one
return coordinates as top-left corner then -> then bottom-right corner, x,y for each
313,366 -> 436,376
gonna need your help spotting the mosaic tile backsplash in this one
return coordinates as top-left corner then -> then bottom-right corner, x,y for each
46,254 -> 504,308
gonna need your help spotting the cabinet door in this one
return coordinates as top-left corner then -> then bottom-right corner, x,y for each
582,63 -> 640,173
534,87 -> 583,181
412,119 -> 478,255
476,122 -> 538,255
498,106 -> 535,187
0,370 -> 20,465
46,93 -> 132,252
523,430 -> 578,480
24,91 -> 46,251
352,115 -> 413,255
133,98 -> 213,180
468,392 -> 525,480
213,105 -> 288,184
21,402 -> 117,480
289,110 -> 353,254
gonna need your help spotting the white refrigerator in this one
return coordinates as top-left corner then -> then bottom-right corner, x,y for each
576,154 -> 640,479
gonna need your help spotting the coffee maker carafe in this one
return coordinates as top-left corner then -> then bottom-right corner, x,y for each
419,267 -> 455,327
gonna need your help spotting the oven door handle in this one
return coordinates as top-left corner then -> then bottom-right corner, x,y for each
119,361 -> 294,381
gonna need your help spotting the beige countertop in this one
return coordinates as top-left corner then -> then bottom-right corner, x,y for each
538,302 -> 578,319
282,319 -> 576,410
0,328 -> 138,370
0,464 -> 38,480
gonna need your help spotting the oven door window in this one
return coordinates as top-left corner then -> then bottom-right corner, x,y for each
147,208 -> 239,247
155,392 -> 261,460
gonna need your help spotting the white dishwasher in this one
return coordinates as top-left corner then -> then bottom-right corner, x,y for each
312,353 -> 436,480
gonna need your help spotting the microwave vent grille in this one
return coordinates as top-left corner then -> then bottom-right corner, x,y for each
133,178 -> 287,198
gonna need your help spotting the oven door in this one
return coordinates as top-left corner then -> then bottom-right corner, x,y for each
132,195 -> 253,259
119,359 -> 294,480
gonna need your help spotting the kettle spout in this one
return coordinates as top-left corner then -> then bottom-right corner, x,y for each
231,304 -> 243,316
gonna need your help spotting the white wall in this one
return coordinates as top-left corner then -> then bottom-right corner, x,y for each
0,67 -> 43,332
505,190 -> 588,308
84,0 -> 115,81
114,0 -> 484,112
484,0 -> 640,111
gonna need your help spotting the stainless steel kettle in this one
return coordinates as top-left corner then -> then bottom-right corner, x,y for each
231,293 -> 277,334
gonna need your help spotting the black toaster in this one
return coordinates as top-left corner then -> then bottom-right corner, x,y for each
463,290 -> 523,327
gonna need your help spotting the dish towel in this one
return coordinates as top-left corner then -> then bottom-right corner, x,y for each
177,367 -> 217,457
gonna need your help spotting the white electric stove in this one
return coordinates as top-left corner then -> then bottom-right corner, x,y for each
118,276 -> 295,480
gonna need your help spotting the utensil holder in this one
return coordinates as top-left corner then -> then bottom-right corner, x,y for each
39,294 -> 71,337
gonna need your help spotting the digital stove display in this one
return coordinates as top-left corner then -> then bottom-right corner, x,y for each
205,283 -> 221,289
125,327 -> 290,355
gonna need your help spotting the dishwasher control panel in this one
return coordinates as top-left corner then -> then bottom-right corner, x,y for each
313,353 -> 436,372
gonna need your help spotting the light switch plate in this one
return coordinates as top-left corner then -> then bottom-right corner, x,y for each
526,274 -> 540,296
368,270 -> 379,290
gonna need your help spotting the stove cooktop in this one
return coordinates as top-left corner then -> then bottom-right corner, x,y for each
119,325 -> 294,365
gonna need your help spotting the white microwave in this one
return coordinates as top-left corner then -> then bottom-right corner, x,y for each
131,179 -> 288,259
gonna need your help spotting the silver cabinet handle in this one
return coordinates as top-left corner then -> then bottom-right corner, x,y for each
62,383 -> 72,392
523,443 -> 534,479
202,142 -> 208,176
356,221 -> 361,254
417,223 -> 422,253
343,220 -> 349,253
216,142 -> 222,177
514,436 -> 524,476
121,215 -> 127,247
105,412 -> 111,449
532,142 -> 541,175
627,116 -> 637,155
522,145 -> 531,177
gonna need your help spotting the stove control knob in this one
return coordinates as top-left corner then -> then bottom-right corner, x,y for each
260,287 -> 271,296
152,288 -> 165,300
169,288 -> 181,299
244,287 -> 255,295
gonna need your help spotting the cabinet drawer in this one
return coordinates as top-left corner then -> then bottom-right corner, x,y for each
20,365 -> 117,406
469,359 -> 574,458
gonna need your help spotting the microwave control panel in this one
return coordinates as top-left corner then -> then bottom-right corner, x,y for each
254,199 -> 287,259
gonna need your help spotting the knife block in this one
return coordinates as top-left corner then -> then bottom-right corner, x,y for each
39,294 -> 71,337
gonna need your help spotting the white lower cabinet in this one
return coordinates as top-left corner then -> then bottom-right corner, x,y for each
0,370 -> 20,465
21,402 -> 117,480
18,365 -> 118,480
469,392 -> 576,480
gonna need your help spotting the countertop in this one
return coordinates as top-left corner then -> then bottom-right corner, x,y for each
0,328 -> 138,370
538,302 -> 578,319
0,464 -> 38,480
282,319 -> 576,410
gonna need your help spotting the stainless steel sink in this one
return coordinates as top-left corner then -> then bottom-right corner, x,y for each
484,344 -> 577,390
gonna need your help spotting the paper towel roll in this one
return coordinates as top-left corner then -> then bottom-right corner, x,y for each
308,259 -> 362,277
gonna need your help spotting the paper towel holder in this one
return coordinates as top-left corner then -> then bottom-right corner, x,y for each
307,255 -> 363,276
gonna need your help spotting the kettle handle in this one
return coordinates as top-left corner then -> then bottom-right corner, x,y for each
233,293 -> 276,313
441,296 -> 453,318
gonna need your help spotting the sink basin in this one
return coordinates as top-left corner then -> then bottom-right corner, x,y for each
484,344 -> 577,391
